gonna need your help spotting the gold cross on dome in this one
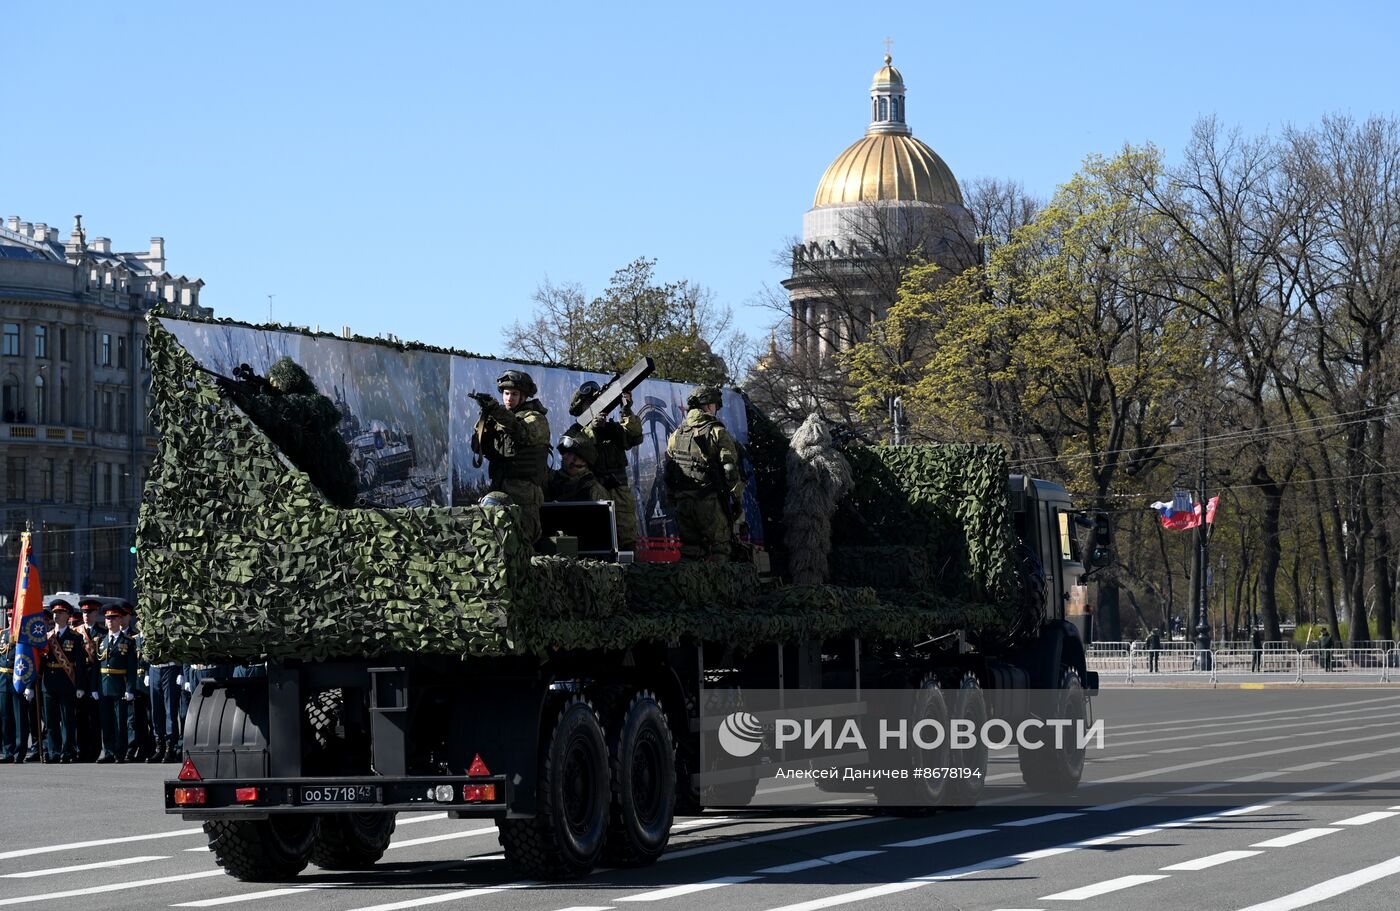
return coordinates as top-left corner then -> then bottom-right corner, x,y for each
883,37 -> 893,59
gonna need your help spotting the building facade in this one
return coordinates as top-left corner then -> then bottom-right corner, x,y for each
0,214 -> 210,601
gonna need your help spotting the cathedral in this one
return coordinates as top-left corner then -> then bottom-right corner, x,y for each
782,54 -> 974,359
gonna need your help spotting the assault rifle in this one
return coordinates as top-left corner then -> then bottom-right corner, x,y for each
194,362 -> 276,398
571,357 -> 655,427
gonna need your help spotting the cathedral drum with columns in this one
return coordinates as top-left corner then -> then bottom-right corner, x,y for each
784,55 -> 975,357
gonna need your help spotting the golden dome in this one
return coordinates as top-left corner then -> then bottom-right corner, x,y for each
813,132 -> 963,207
871,54 -> 904,88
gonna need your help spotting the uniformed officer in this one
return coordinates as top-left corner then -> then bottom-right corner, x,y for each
568,383 -> 644,550
469,370 -> 551,547
663,385 -> 745,562
547,435 -> 611,503
95,602 -> 138,763
0,606 -> 33,763
75,596 -> 106,761
127,603 -> 155,762
41,597 -> 87,763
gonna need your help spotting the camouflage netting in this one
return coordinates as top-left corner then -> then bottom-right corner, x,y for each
138,318 -> 1020,664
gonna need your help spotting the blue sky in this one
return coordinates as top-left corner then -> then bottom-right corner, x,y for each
5,1 -> 1396,359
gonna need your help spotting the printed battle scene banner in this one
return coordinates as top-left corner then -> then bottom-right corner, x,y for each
163,319 -> 763,553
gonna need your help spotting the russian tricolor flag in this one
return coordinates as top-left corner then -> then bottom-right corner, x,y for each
1151,492 -> 1219,530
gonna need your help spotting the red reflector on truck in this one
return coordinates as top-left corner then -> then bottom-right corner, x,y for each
173,787 -> 207,806
235,787 -> 260,803
462,784 -> 497,802
467,754 -> 491,777
177,759 -> 202,781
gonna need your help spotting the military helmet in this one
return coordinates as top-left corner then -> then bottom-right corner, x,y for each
557,433 -> 599,466
686,385 -> 723,410
569,381 -> 602,417
496,369 -> 537,397
479,490 -> 515,509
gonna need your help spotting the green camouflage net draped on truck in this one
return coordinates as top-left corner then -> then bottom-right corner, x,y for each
137,318 -> 1018,664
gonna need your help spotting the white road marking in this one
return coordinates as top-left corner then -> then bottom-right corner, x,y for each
883,828 -> 994,848
617,875 -> 760,901
671,817 -> 735,829
3,855 -> 168,878
999,813 -> 1083,827
1013,848 -> 1077,861
662,817 -> 889,862
1251,828 -> 1342,848
173,887 -> 310,907
0,828 -> 203,861
343,881 -> 537,911
757,850 -> 884,875
387,827 -> 497,849
0,870 -> 225,907
394,813 -> 449,827
1333,810 -> 1399,826
552,907 -> 615,911
1279,761 -> 1334,773
1040,873 -> 1170,900
756,782 -> 820,795
184,847 -> 210,852
1159,850 -> 1262,871
1232,855 -> 1400,911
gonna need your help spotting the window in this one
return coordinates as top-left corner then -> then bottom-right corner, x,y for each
59,376 -> 68,423
45,525 -> 73,593
33,374 -> 45,424
118,392 -> 128,432
2,323 -> 19,357
102,389 -> 113,431
110,463 -> 124,505
100,333 -> 112,366
96,463 -> 108,505
61,461 -> 72,503
94,528 -> 122,573
1,375 -> 17,422
40,458 -> 53,501
141,336 -> 150,370
5,457 -> 24,501
34,325 -> 47,359
58,328 -> 68,362
878,97 -> 887,120
117,336 -> 127,369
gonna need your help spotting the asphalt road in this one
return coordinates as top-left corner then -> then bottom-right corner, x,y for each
3,687 -> 1400,911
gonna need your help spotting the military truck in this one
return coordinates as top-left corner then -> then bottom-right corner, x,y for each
143,315 -> 1108,883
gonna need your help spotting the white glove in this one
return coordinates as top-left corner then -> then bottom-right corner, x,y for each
183,682 -> 192,692
176,675 -> 183,686
23,688 -> 33,701
122,692 -> 134,703
91,691 -> 99,700
143,675 -> 150,688
76,689 -> 85,699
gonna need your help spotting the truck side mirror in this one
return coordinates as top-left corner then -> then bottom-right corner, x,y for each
1087,514 -> 1113,568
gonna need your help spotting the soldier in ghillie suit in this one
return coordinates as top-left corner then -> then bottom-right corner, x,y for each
470,370 -> 551,547
232,357 -> 359,507
664,385 -> 744,562
567,382 -> 644,550
548,435 -> 610,503
783,413 -> 852,584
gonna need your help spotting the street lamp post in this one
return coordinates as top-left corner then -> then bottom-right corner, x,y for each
1194,414 -> 1212,668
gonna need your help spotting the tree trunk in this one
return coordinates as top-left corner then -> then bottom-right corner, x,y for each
1255,474 -> 1286,641
1096,580 -> 1122,643
1367,419 -> 1394,642
1314,498 -> 1342,640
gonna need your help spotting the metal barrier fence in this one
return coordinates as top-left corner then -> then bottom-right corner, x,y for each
1093,646 -> 1400,684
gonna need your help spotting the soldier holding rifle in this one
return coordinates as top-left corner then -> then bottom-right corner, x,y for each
470,370 -> 552,547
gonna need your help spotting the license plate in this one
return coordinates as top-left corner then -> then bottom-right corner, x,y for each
300,785 -> 376,804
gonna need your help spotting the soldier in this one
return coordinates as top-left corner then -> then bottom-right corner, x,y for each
469,370 -> 551,547
568,383 -> 644,550
147,645 -> 183,763
664,385 -> 745,563
127,603 -> 155,762
41,598 -> 86,763
0,605 -> 33,763
95,602 -> 138,763
75,596 -> 106,761
547,435 -> 611,503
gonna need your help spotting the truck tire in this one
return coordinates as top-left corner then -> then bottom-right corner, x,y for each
308,813 -> 396,869
1017,667 -> 1087,792
876,675 -> 950,812
944,674 -> 987,807
204,817 -> 317,881
603,690 -> 675,867
498,696 -> 610,880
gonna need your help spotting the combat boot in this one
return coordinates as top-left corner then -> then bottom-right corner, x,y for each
146,740 -> 167,763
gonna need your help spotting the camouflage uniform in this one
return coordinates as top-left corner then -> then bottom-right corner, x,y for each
665,386 -> 744,562
569,383 -> 645,550
472,370 -> 551,546
548,435 -> 612,503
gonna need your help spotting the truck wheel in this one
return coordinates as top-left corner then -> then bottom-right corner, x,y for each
498,696 -> 610,880
944,674 -> 987,807
1017,667 -> 1087,792
876,675 -> 950,812
309,813 -> 396,869
603,690 -> 675,867
204,817 -> 317,881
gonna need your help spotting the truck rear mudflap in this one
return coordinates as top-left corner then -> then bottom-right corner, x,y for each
164,774 -> 508,819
